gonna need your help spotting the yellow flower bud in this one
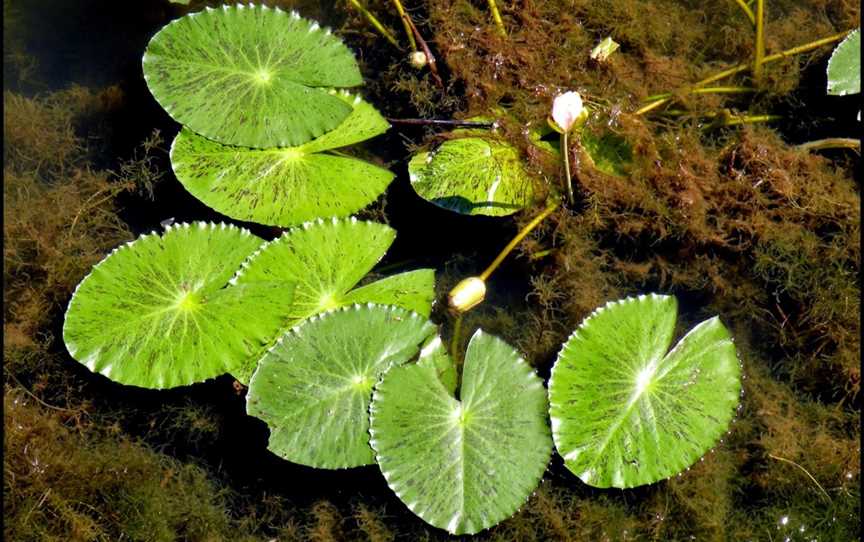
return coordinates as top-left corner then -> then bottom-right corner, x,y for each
448,276 -> 486,313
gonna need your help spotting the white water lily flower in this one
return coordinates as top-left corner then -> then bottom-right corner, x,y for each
551,91 -> 589,133
448,276 -> 486,313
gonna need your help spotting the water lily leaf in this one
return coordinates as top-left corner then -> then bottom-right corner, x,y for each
827,29 -> 860,96
408,136 -> 536,216
247,305 -> 437,469
370,330 -> 552,535
580,131 -> 632,177
230,218 -> 436,382
143,5 -> 362,148
63,223 -> 296,389
415,335 -> 457,396
170,94 -> 393,227
548,294 -> 741,488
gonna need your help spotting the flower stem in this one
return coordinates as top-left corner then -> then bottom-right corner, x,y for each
347,0 -> 400,50
730,0 -> 755,24
390,0 -> 417,52
479,201 -> 559,282
753,0 -> 765,84
487,0 -> 507,36
636,30 -> 852,115
561,131 -> 574,205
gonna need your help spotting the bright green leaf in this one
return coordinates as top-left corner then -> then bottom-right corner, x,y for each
827,29 -> 860,96
170,94 -> 393,227
247,305 -> 437,469
548,294 -> 741,488
63,223 -> 296,389
370,330 -> 552,535
230,218 -> 436,382
580,131 -> 632,177
408,137 -> 537,217
143,5 -> 362,148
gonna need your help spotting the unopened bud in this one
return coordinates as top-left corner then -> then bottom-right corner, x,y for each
448,277 -> 486,313
409,51 -> 428,69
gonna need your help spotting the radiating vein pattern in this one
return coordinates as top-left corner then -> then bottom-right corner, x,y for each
370,330 -> 552,534
62,222 -> 296,389
548,294 -> 741,488
246,305 -> 436,468
143,4 -> 362,147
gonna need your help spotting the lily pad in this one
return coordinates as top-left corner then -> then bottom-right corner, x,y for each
580,131 -> 632,177
63,223 -> 296,389
143,5 -> 362,148
230,217 -> 435,382
827,29 -> 860,96
370,330 -> 552,535
246,305 -> 437,469
548,294 -> 741,488
408,136 -> 537,217
170,93 -> 393,227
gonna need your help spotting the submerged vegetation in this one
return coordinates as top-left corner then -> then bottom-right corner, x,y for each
4,0 -> 859,540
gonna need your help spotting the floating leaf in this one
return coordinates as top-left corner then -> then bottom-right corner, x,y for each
580,131 -> 632,177
170,93 -> 393,227
247,305 -> 436,468
548,294 -> 741,488
370,330 -> 552,535
827,29 -> 860,96
143,5 -> 362,147
63,223 -> 296,389
230,218 -> 435,382
408,136 -> 537,216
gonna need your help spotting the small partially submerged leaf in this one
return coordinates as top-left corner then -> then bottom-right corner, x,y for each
63,223 -> 296,389
143,5 -> 362,147
408,136 -> 537,216
827,29 -> 860,96
230,218 -> 435,382
247,305 -> 436,469
170,94 -> 393,227
580,131 -> 632,177
548,294 -> 741,488
370,330 -> 552,535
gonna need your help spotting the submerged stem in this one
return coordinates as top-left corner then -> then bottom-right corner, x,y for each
386,118 -> 495,128
486,0 -> 507,36
561,131 -> 574,205
635,30 -> 852,115
390,0 -> 417,52
753,0 -> 765,84
730,0 -> 756,24
479,201 -> 560,282
347,0 -> 400,49
795,138 -> 861,152
768,454 -> 832,503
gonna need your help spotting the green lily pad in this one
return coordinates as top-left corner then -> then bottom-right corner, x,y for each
370,330 -> 552,535
580,131 -> 632,177
63,222 -> 296,389
246,305 -> 437,469
230,217 -> 435,382
143,5 -> 362,148
827,29 -> 860,96
170,93 -> 393,227
548,294 -> 741,488
408,136 -> 537,216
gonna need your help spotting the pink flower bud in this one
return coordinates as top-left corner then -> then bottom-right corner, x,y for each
551,91 -> 588,133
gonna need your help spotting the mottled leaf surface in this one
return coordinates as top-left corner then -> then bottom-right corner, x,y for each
63,223 -> 296,389
408,137 -> 536,216
548,294 -> 741,488
370,330 -> 552,535
143,5 -> 361,147
170,94 -> 392,226
827,29 -> 860,96
247,305 -> 436,468
230,218 -> 435,382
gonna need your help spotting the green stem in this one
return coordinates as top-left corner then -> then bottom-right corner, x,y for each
643,86 -> 756,101
390,0 -> 417,52
487,0 -> 507,36
718,112 -> 780,126
753,0 -> 765,84
479,201 -> 559,282
731,0 -> 756,24
450,314 -> 464,364
635,30 -> 852,115
561,131 -> 574,205
347,0 -> 401,50
795,138 -> 861,152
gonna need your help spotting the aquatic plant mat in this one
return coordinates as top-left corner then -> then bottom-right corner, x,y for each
4,0 -> 860,540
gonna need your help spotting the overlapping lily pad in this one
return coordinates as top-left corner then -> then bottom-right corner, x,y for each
548,294 -> 741,488
246,305 -> 437,469
230,217 -> 435,382
143,4 -> 362,148
170,93 -> 393,227
827,29 -> 860,96
63,223 -> 296,389
408,136 -> 537,216
370,330 -> 552,535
